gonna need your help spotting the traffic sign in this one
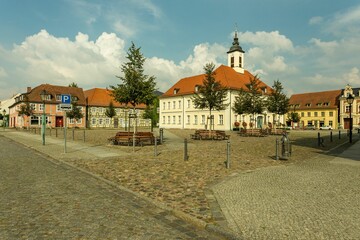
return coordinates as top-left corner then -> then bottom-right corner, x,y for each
61,94 -> 71,104
60,104 -> 72,111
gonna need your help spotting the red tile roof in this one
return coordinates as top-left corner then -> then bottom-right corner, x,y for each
24,84 -> 86,105
289,90 -> 341,110
84,88 -> 147,109
161,65 -> 272,98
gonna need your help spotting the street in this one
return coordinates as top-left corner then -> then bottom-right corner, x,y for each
0,135 -> 220,239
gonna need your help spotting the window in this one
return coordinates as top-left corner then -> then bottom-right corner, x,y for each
69,118 -> 75,124
187,115 -> 190,124
314,112 -> 318,117
301,112 -> 304,117
323,102 -> 329,106
39,104 -> 44,111
173,88 -> 179,94
178,100 -> 181,109
187,100 -> 191,108
91,108 -> 96,113
194,115 -> 198,125
105,118 -> 110,125
219,115 -> 224,125
56,95 -> 61,101
316,103 -> 322,107
231,56 -> 234,68
329,121 -> 333,126
30,116 -> 39,125
345,106 -> 350,113
239,56 -> 242,68
307,112 -> 311,117
321,112 -> 325,117
91,118 -> 96,125
178,116 -> 181,125
168,102 -> 170,110
172,116 -> 176,124
329,112 -> 333,117
167,116 -> 170,124
76,119 -> 82,124
163,102 -> 166,110
30,103 -> 36,111
201,115 -> 205,125
173,101 -> 176,109
56,105 -> 61,112
305,103 -> 311,107
162,116 -> 165,124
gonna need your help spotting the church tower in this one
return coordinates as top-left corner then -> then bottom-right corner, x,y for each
227,30 -> 245,74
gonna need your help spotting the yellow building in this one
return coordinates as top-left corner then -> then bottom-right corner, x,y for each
289,90 -> 341,129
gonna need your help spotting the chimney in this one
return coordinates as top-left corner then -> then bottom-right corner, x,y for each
27,87 -> 32,93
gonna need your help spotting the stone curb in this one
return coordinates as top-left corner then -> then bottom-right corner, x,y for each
3,133 -> 241,240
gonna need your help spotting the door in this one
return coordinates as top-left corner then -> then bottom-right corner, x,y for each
344,118 -> 350,129
56,116 -> 64,127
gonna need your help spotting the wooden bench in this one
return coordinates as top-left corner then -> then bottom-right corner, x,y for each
108,131 -> 157,146
190,130 -> 230,140
239,128 -> 267,137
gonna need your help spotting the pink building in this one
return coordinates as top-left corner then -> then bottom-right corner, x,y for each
9,84 -> 86,129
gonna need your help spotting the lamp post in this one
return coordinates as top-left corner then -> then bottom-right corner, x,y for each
346,94 -> 354,143
40,89 -> 47,145
2,109 -> 6,131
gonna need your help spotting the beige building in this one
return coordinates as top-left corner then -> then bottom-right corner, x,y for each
339,84 -> 360,129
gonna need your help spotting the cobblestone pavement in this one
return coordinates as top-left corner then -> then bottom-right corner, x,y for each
0,136 -> 221,239
212,143 -> 360,239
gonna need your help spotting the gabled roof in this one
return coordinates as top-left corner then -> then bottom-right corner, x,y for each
14,84 -> 86,106
161,65 -> 272,98
289,90 -> 342,110
84,88 -> 147,109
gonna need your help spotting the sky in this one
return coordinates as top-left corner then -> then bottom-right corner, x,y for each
1,0 -> 360,100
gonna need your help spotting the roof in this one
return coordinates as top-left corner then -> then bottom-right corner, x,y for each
14,84 -> 86,106
84,88 -> 147,109
289,90 -> 342,110
161,65 -> 272,98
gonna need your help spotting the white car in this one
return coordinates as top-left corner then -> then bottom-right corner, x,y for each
319,125 -> 332,130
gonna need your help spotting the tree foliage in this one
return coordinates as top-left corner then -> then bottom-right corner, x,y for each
143,97 -> 159,131
17,95 -> 33,117
266,80 -> 289,116
105,101 -> 117,119
232,75 -> 264,118
109,42 -> 156,109
66,101 -> 84,125
192,62 -> 228,129
68,82 -> 78,88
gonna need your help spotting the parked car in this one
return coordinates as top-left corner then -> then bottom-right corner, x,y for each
319,125 -> 332,130
304,125 -> 316,130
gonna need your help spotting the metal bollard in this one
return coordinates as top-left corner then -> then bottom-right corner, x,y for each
275,138 -> 279,160
160,128 -> 164,144
83,129 -> 85,142
184,138 -> 189,161
226,140 -> 230,169
56,128 -> 58,138
72,128 -> 75,141
330,131 -> 333,142
339,130 -> 341,139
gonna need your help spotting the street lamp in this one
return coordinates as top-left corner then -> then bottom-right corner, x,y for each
346,94 -> 354,143
40,89 -> 47,145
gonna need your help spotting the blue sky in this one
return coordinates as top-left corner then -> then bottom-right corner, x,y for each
1,0 -> 360,100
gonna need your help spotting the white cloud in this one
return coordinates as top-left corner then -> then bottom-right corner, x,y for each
309,16 -> 323,25
343,67 -> 360,85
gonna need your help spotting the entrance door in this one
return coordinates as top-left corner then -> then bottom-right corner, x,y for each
344,118 -> 350,129
56,116 -> 64,127
257,116 -> 263,128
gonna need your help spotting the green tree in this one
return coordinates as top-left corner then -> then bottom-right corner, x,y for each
68,82 -> 78,88
17,95 -> 33,129
66,101 -> 84,128
109,42 -> 156,132
192,62 -> 228,130
266,80 -> 289,127
233,75 -> 264,128
105,101 -> 117,127
143,97 -> 159,131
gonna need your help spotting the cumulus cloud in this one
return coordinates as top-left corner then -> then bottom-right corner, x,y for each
309,16 -> 323,25
343,67 -> 360,85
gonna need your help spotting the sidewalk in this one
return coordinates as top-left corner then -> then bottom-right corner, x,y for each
211,139 -> 360,239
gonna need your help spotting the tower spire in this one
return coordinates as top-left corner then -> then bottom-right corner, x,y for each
227,26 -> 245,74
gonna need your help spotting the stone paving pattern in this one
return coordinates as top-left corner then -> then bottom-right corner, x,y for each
212,148 -> 360,239
0,135 -> 221,239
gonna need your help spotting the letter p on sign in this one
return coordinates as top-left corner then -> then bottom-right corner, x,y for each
61,94 -> 71,104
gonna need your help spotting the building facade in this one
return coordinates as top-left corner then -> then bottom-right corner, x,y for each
8,84 -> 86,129
289,90 -> 341,129
159,32 -> 284,131
339,84 -> 360,129
84,88 -> 151,129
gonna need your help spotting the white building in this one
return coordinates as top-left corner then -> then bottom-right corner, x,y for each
159,32 -> 284,131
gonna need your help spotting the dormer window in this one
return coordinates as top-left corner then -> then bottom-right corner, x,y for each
323,102 -> 329,106
56,95 -> 61,101
262,87 -> 267,94
195,85 -> 199,93
173,88 -> 179,95
316,103 -> 322,107
305,103 -> 311,107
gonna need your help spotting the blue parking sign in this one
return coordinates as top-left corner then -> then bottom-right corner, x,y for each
61,94 -> 71,104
